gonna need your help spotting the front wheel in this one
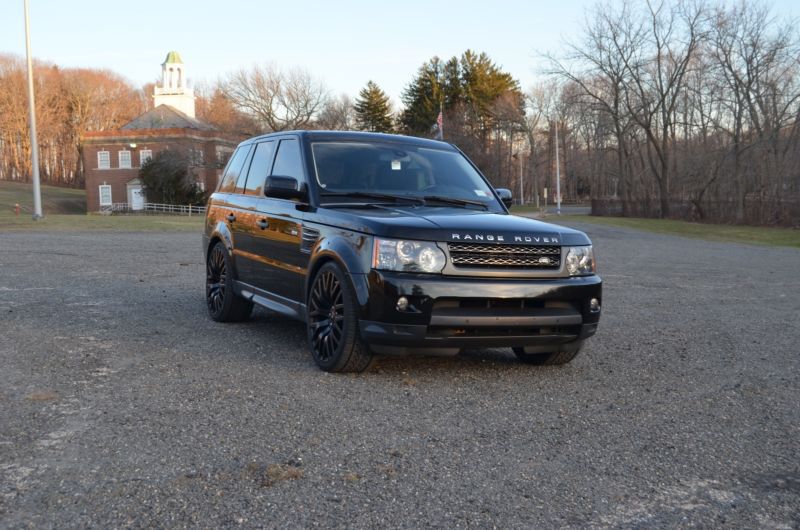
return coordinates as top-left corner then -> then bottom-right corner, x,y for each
512,343 -> 582,365
306,262 -> 373,373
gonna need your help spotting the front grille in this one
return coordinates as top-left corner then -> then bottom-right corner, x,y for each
447,243 -> 561,269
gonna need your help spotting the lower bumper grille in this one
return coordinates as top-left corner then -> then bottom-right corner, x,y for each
448,243 -> 561,269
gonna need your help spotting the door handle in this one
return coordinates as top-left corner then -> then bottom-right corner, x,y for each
257,219 -> 269,230
226,213 -> 236,222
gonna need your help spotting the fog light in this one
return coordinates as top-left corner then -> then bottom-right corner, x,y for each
396,296 -> 410,311
589,298 -> 600,312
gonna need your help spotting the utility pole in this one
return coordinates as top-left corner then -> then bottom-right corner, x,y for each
554,118 -> 561,215
24,0 -> 43,220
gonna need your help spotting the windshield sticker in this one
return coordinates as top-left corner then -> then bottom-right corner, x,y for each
474,190 -> 489,197
391,160 -> 402,171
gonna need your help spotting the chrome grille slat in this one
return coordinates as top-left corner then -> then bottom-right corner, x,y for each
448,243 -> 561,269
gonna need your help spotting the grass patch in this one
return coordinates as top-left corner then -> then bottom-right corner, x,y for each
0,180 -> 203,232
529,213 -> 800,248
0,180 -> 86,215
0,212 -> 204,232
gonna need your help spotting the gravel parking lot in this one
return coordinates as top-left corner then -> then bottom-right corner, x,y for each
1,223 -> 798,528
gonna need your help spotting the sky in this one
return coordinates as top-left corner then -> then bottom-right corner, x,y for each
2,0 -> 799,107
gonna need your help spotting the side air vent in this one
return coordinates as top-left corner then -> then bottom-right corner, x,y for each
301,227 -> 320,253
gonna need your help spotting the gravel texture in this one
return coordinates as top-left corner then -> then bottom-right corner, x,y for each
1,224 -> 798,528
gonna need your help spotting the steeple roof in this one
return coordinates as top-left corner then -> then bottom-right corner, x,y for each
163,51 -> 183,65
120,104 -> 215,131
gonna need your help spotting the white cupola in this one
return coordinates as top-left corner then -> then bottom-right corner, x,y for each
153,51 -> 196,118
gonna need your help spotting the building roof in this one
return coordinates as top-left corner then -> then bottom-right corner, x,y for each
163,51 -> 183,64
120,104 -> 215,131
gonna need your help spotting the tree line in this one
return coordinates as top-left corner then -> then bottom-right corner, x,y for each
0,54 -> 146,187
1,0 -> 797,225
548,0 -> 800,225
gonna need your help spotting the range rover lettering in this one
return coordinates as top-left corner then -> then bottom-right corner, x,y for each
203,131 -> 601,372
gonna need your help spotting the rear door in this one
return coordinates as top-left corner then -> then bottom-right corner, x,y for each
249,137 -> 309,303
213,144 -> 256,283
229,141 -> 275,287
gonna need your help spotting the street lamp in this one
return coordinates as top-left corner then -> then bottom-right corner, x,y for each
23,0 -> 43,220
554,118 -> 561,216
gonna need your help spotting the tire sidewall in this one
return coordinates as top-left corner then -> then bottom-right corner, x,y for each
307,262 -> 360,372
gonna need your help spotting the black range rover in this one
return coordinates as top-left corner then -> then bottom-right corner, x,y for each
203,131 -> 601,372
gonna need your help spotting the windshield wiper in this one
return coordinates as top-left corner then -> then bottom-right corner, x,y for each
421,195 -> 488,210
320,191 -> 425,205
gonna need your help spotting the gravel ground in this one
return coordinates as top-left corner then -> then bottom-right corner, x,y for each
1,224 -> 798,529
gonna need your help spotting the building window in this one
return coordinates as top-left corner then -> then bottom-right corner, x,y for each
140,149 -> 153,166
99,185 -> 112,206
197,178 -> 205,192
119,150 -> 132,169
189,148 -> 204,166
216,146 -> 233,167
97,151 -> 110,169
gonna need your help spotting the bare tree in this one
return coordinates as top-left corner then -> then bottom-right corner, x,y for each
315,94 -> 356,130
223,64 -> 328,132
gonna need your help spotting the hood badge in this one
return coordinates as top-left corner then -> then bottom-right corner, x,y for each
450,234 -> 559,244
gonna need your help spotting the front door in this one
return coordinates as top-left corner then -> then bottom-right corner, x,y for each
130,187 -> 145,210
248,138 -> 310,303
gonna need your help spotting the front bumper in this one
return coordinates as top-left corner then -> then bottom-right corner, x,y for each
356,271 -> 601,352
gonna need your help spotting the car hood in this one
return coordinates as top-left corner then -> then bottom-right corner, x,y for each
315,205 -> 591,246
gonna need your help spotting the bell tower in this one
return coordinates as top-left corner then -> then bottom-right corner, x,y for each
153,51 -> 196,118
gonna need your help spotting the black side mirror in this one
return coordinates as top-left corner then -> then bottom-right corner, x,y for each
495,188 -> 513,208
265,175 -> 307,201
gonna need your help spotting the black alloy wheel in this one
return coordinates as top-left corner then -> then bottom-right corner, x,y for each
206,244 -> 227,315
308,268 -> 344,362
307,262 -> 373,372
206,241 -> 253,322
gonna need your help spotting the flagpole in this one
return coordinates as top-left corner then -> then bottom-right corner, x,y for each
439,100 -> 444,140
24,0 -> 43,220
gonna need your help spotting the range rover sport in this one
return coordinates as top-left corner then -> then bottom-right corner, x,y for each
203,131 -> 601,372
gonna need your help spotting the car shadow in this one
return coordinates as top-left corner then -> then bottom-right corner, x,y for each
243,307 -> 540,375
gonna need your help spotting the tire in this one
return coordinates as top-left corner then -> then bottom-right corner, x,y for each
512,344 -> 582,365
306,262 -> 373,373
206,241 -> 253,322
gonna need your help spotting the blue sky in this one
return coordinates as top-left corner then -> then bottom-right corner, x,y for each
2,0 -> 798,106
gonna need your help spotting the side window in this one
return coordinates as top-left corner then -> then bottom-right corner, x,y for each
243,141 -> 276,196
270,139 -> 305,181
218,145 -> 252,193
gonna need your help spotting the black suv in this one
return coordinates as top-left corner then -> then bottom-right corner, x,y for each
203,131 -> 601,372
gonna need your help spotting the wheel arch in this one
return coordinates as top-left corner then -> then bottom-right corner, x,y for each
305,235 -> 371,309
206,222 -> 242,279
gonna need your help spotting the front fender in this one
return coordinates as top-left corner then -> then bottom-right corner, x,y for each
306,233 -> 372,308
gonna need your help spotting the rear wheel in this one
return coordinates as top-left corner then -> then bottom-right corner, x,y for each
206,241 -> 253,322
306,262 -> 373,373
512,344 -> 582,365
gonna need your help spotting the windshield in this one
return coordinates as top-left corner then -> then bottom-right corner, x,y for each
311,141 -> 503,212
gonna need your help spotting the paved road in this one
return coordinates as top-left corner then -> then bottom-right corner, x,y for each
1,224 -> 798,528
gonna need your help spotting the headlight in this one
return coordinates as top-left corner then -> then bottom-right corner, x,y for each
373,238 -> 446,273
565,245 -> 595,276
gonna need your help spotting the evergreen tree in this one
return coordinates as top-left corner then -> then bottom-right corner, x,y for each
354,81 -> 394,133
399,51 -> 522,138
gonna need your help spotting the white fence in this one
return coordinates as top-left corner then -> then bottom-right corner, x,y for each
100,202 -> 206,216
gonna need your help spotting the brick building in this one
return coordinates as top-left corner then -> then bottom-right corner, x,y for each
82,52 -> 240,212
